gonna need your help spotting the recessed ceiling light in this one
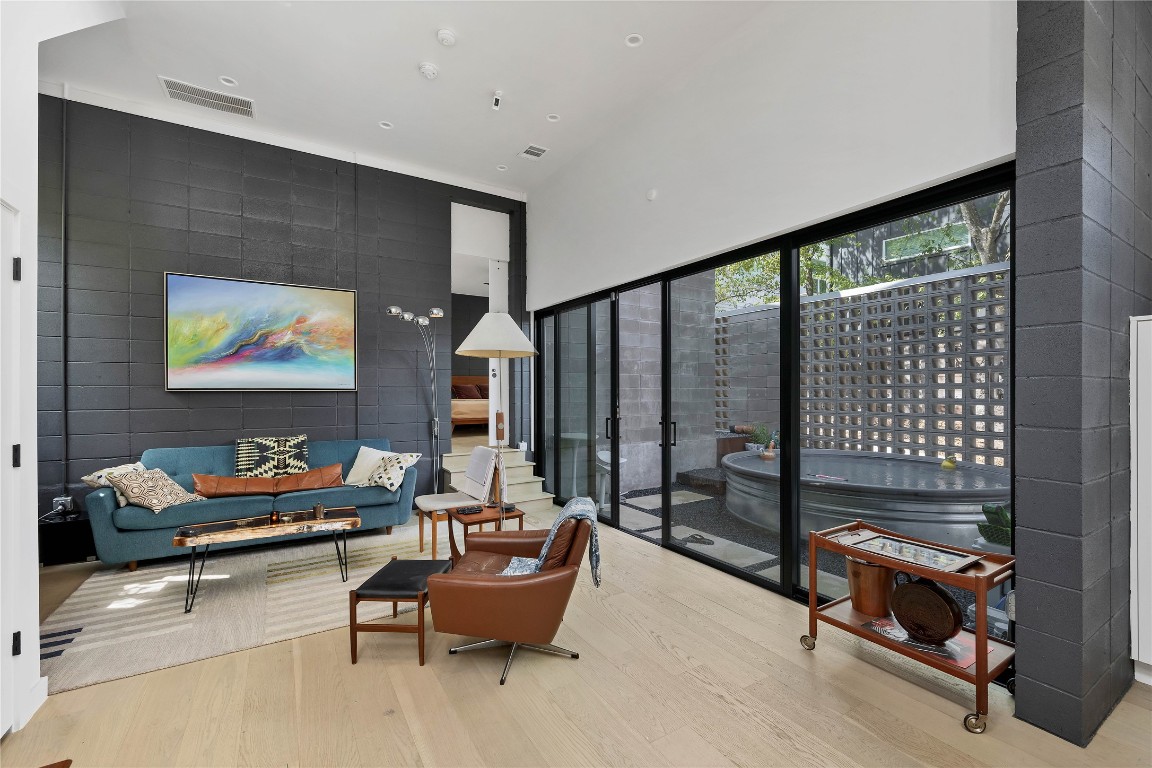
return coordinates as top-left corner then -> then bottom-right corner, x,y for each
218,75 -> 238,87
378,121 -> 394,129
624,33 -> 644,48
546,113 -> 560,122
496,164 -> 508,171
437,28 -> 456,46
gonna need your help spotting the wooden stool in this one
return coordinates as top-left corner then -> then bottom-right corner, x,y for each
349,556 -> 452,665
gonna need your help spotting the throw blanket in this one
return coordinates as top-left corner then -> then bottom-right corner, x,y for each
501,497 -> 601,587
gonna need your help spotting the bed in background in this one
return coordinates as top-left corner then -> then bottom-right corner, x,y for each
451,375 -> 489,431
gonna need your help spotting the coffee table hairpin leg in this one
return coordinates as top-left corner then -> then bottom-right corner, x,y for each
184,543 -> 211,614
333,529 -> 349,582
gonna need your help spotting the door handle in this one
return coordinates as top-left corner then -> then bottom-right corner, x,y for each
671,421 -> 678,447
605,417 -> 612,441
658,420 -> 663,447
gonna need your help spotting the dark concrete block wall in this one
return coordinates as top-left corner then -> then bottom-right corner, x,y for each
1014,0 -> 1149,745
36,96 -> 527,508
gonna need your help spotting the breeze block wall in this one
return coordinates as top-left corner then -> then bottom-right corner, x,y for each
1013,0 -> 1149,745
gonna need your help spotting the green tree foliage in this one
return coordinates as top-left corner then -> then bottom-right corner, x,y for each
715,245 -> 855,307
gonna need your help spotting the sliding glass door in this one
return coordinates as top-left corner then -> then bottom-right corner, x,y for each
616,284 -> 663,536
545,300 -> 616,522
668,254 -> 785,583
535,168 -> 1014,606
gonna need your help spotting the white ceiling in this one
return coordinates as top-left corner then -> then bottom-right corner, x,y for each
38,1 -> 764,198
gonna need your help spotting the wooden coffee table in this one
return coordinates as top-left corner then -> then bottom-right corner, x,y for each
445,505 -> 524,561
172,506 -> 361,613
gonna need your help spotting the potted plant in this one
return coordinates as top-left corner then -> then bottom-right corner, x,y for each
745,424 -> 771,453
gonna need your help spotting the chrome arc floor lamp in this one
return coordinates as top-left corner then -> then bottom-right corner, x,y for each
386,305 -> 445,493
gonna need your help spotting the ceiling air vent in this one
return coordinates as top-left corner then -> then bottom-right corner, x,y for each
519,144 -> 549,160
158,76 -> 254,118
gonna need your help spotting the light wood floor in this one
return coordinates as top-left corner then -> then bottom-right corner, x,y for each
3,509 -> 1150,767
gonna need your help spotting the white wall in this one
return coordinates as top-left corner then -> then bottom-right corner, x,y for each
0,0 -> 124,734
526,1 -> 1016,310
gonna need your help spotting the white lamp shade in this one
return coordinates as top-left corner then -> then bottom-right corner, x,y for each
455,312 -> 537,358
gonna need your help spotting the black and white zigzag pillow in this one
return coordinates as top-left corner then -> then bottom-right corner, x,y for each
235,435 -> 309,478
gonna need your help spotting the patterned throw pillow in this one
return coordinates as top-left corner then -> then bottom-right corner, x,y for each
108,469 -> 205,514
81,461 -> 146,508
363,453 -> 421,492
235,435 -> 309,478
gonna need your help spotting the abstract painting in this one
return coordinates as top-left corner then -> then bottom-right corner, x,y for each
165,274 -> 356,390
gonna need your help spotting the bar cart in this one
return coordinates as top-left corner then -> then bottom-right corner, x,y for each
800,521 -> 1015,734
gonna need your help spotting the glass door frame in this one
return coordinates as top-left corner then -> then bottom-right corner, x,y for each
533,162 -> 1015,605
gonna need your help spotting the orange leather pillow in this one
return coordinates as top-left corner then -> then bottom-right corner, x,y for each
193,464 -> 344,497
541,519 -> 578,571
271,464 -> 343,493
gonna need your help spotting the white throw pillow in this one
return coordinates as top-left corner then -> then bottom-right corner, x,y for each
364,453 -> 421,492
81,461 -> 146,507
345,446 -> 392,487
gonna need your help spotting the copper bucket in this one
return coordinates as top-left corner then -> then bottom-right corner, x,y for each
846,557 -> 894,617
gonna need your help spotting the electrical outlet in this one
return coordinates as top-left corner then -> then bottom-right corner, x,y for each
52,496 -> 74,512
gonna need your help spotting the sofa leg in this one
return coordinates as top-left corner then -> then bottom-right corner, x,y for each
127,561 -> 138,572
385,526 -> 393,535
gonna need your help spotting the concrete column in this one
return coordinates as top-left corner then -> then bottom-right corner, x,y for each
1013,0 -> 1151,745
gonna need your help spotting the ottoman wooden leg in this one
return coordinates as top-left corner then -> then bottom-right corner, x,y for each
349,591 -> 358,664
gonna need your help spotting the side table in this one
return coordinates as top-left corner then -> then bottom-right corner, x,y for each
445,505 -> 525,562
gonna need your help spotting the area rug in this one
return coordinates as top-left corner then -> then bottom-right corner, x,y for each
40,520 -> 432,693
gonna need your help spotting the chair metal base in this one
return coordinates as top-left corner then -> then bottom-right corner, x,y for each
448,638 -> 580,684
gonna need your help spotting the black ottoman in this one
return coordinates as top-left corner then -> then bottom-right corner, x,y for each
349,555 -> 452,665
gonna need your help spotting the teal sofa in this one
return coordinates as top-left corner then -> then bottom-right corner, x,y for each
85,438 -> 416,566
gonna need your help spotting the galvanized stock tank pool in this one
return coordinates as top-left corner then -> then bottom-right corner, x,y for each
721,449 -> 1010,547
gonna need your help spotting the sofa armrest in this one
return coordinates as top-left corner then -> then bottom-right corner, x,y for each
427,566 -> 579,645
396,465 -> 417,519
85,488 -> 125,565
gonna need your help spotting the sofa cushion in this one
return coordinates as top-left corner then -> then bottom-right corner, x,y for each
276,484 -> 401,511
113,494 -> 275,531
142,445 -> 236,478
453,551 -> 513,574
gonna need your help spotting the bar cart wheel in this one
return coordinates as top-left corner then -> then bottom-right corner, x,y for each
800,635 -> 816,650
963,713 -> 987,734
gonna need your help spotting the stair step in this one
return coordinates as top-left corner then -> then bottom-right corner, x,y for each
504,488 -> 554,505
442,448 -> 526,471
447,475 -> 544,496
516,496 -> 558,515
442,461 -> 536,483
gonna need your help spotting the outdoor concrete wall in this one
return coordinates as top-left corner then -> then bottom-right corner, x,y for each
716,306 -> 783,435
1013,0 -> 1149,745
669,272 -> 718,479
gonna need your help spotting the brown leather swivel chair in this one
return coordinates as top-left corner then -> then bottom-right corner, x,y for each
427,517 -> 592,684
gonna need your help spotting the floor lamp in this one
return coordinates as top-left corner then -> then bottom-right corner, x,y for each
386,305 -> 445,493
455,312 -> 537,510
